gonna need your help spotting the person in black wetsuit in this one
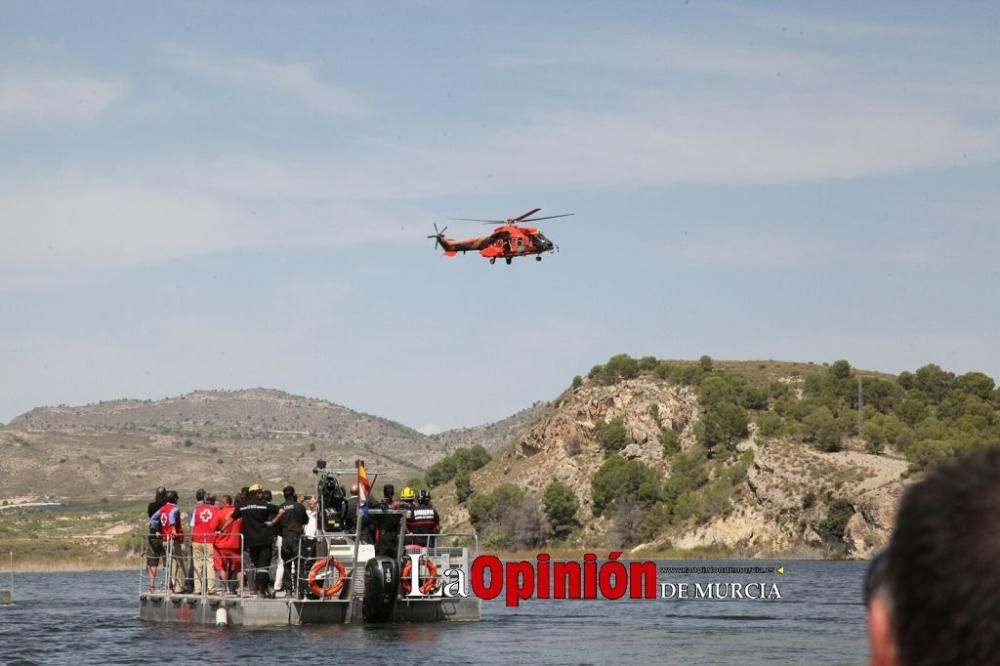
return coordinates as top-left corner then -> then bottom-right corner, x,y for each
147,487 -> 167,520
144,487 -> 167,591
217,484 -> 278,597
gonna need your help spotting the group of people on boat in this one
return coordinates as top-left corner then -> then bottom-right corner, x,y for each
145,481 -> 440,598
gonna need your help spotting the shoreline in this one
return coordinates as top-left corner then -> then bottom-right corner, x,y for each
8,548 -> 856,574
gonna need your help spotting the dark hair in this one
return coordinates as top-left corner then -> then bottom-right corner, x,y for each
863,550 -> 887,607
283,485 -> 295,499
155,487 -> 167,503
196,488 -> 206,501
165,490 -> 179,504
383,484 -> 395,499
885,448 -> 1000,666
222,494 -> 233,505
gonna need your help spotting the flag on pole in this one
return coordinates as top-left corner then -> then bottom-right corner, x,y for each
356,459 -> 371,505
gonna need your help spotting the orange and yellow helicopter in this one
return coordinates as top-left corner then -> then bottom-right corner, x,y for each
427,208 -> 573,265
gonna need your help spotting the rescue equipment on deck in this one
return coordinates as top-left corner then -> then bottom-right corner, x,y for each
308,558 -> 347,597
401,556 -> 439,595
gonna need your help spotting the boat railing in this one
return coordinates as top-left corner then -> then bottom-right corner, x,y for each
418,532 -> 479,560
293,533 -> 365,602
398,532 -> 478,598
139,532 -> 245,599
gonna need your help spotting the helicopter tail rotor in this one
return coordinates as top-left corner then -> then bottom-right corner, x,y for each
426,223 -> 448,250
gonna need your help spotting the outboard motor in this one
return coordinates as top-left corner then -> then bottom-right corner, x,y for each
362,556 -> 399,623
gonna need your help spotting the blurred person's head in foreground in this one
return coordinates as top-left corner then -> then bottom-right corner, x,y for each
867,448 -> 1000,666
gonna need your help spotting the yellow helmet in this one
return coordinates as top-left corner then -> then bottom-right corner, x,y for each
400,486 -> 416,501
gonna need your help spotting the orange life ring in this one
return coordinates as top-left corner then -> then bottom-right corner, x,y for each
308,558 -> 347,597
401,557 -> 438,595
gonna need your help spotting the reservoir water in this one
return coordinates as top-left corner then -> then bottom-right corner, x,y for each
0,560 -> 869,665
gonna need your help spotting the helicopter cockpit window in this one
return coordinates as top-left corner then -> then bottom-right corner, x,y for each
533,233 -> 551,246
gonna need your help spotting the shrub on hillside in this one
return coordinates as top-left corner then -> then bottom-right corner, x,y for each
756,411 -> 784,438
593,417 -> 632,455
425,444 -> 491,487
454,472 -> 473,504
591,456 -> 661,517
696,401 -> 749,455
802,406 -> 843,452
542,481 -> 579,540
819,498 -> 854,542
659,427 -> 680,454
679,365 -> 705,386
654,361 -> 675,381
606,354 -> 640,381
468,484 -> 543,548
608,497 -> 645,549
639,356 -> 659,372
663,449 -> 709,504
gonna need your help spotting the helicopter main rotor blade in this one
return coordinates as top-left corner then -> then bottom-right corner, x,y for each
448,217 -> 507,223
518,213 -> 574,222
511,208 -> 542,222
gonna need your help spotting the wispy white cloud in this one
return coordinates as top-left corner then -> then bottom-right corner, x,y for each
654,231 -> 823,268
492,27 -> 845,80
0,69 -> 126,125
0,181 -> 262,278
744,12 -> 934,41
382,87 -> 1000,191
0,166 -> 430,283
4,17 -> 999,283
157,44 -> 360,114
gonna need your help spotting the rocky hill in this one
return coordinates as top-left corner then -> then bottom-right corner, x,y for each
431,358 -> 981,559
430,401 -> 549,451
0,388 -> 537,502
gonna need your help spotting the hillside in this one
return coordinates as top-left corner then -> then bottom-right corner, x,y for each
430,401 -> 549,451
433,356 -> 1000,559
0,388 -> 535,502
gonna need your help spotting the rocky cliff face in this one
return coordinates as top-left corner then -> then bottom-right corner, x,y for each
437,376 -> 910,558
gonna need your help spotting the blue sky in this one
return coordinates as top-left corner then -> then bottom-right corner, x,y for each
2,1 -> 999,432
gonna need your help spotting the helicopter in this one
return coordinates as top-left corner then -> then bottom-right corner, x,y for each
427,208 -> 573,265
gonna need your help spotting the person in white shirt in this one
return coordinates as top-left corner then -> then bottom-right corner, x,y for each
304,496 -> 319,537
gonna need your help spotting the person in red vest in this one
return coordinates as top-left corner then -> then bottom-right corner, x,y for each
213,493 -> 243,594
190,493 -> 220,595
157,490 -> 185,593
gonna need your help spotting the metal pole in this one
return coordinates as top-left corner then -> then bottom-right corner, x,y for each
858,376 -> 864,434
8,552 -> 12,598
346,464 -> 365,623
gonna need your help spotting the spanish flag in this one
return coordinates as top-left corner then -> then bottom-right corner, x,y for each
356,459 -> 371,504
